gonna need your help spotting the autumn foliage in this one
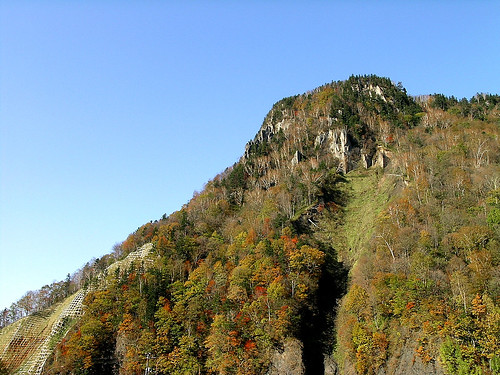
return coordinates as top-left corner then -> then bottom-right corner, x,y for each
36,76 -> 500,375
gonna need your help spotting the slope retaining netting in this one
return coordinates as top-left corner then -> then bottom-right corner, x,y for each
0,243 -> 153,374
105,243 -> 154,276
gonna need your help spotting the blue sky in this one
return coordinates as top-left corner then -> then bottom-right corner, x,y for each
1,1 -> 499,310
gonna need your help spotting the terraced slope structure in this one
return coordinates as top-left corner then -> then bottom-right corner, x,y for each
0,291 -> 84,374
0,243 -> 153,374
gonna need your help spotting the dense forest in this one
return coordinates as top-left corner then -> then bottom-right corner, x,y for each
1,75 -> 499,374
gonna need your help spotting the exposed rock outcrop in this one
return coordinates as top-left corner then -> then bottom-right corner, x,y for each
267,338 -> 305,375
327,128 -> 350,173
324,355 -> 339,375
388,336 -> 445,375
291,150 -> 303,166
244,116 -> 391,177
372,145 -> 391,168
242,76 -> 414,182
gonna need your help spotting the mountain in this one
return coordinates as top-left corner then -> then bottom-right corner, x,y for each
1,75 -> 499,375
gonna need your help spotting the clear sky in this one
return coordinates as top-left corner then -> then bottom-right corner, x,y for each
1,1 -> 499,310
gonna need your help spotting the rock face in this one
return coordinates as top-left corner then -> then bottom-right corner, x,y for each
244,117 -> 382,176
242,85 -> 400,179
291,150 -> 304,166
388,336 -> 445,375
373,145 -> 388,168
361,151 -> 372,169
324,355 -> 339,375
244,118 -> 291,160
267,338 -> 305,375
314,128 -> 351,172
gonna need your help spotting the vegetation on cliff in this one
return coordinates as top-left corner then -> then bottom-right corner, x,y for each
2,75 -> 499,375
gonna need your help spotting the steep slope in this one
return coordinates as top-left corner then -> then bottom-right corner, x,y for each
332,100 -> 500,374
2,75 -> 499,375
0,291 -> 84,374
0,244 -> 153,374
335,169 -> 397,265
46,75 -> 421,375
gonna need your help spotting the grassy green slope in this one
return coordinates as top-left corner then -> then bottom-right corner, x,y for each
340,169 -> 398,266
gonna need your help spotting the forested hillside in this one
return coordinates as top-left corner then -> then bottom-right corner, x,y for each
1,75 -> 499,375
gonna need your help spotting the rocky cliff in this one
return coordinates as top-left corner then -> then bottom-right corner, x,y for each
243,76 -> 420,184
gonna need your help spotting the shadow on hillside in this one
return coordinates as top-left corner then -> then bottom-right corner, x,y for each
298,247 -> 348,375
